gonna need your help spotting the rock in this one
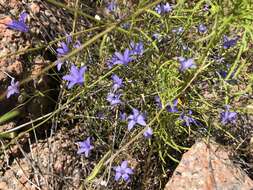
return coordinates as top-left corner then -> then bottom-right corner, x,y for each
0,1 -> 62,129
165,141 -> 253,190
0,127 -> 83,190
0,17 -> 11,31
29,3 -> 40,14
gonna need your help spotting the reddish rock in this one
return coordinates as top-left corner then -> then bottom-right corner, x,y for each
165,141 -> 253,190
1,128 -> 82,190
0,17 -> 12,31
30,3 -> 40,14
0,0 -> 21,8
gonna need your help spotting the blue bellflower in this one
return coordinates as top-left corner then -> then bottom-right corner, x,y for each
120,112 -> 127,121
179,110 -> 198,127
77,137 -> 94,157
155,96 -> 179,113
166,99 -> 178,113
121,22 -> 130,29
155,3 -> 172,14
203,4 -> 210,11
111,74 -> 123,91
113,48 -> 133,65
6,78 -> 19,98
172,27 -> 184,34
56,41 -> 70,71
198,24 -> 207,33
155,4 -> 163,14
56,35 -> 82,71
155,95 -> 163,109
182,44 -> 189,51
62,65 -> 87,89
107,55 -> 118,69
127,108 -> 146,131
66,34 -> 72,44
223,36 -> 238,49
163,3 -> 173,12
219,64 -> 236,79
220,105 -> 237,125
7,12 -> 29,32
107,1 -> 117,12
144,127 -> 153,139
57,42 -> 69,57
130,41 -> 144,56
178,57 -> 196,72
73,40 -> 81,49
106,92 -> 121,106
152,33 -> 162,41
114,161 -> 133,182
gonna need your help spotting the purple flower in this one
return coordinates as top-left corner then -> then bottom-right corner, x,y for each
130,41 -> 144,56
203,4 -> 210,11
155,3 -> 172,14
111,74 -> 123,91
56,60 -> 64,71
155,96 -> 179,113
56,35 -> 81,71
62,65 -> 87,89
106,92 -> 121,106
56,41 -> 70,71
152,33 -> 162,41
155,95 -> 163,109
77,137 -> 94,157
57,42 -> 69,57
107,1 -> 117,12
127,108 -> 146,131
219,70 -> 228,78
73,40 -> 81,49
107,55 -> 118,69
97,112 -> 105,120
178,57 -> 196,72
163,3 -> 173,13
144,127 -> 153,139
166,99 -> 178,113
114,161 -> 133,182
172,27 -> 184,34
223,35 -> 239,49
112,49 -> 133,66
155,4 -> 163,14
219,64 -> 236,79
120,112 -> 127,121
6,78 -> 19,98
121,22 -> 130,29
220,105 -> 237,125
7,12 -> 29,32
198,24 -> 207,33
182,44 -> 189,51
179,110 -> 198,127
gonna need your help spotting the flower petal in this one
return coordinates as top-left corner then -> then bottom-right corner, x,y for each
121,161 -> 128,169
114,172 -> 121,181
128,120 -> 136,131
122,174 -> 129,181
137,115 -> 146,126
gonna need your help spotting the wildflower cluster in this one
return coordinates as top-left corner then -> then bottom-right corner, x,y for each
4,0 -> 249,188
77,40 -> 151,183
